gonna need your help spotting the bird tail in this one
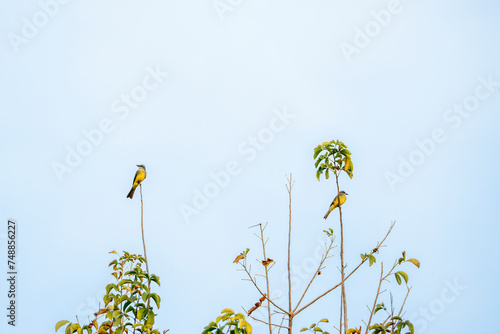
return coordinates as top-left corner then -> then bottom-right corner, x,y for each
324,209 -> 331,220
127,186 -> 136,199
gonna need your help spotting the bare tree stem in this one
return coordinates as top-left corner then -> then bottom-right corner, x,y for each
259,224 -> 273,334
286,174 -> 294,334
140,185 -> 151,310
335,172 -> 348,332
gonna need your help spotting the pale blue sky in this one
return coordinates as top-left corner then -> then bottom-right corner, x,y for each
1,1 -> 500,333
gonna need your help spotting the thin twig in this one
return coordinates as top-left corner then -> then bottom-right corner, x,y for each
293,237 -> 335,313
397,286 -> 412,318
295,259 -> 365,316
241,263 -> 289,315
365,257 -> 403,334
285,173 -> 295,334
247,314 -> 290,330
259,223 -> 273,334
277,314 -> 287,334
295,222 -> 396,316
365,263 -> 384,334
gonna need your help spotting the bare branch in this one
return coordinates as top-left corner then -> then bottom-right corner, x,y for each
365,263 -> 384,334
240,262 -> 288,315
286,173 -> 294,334
247,313 -> 290,330
258,223 -> 273,334
295,222 -> 396,316
293,237 -> 335,313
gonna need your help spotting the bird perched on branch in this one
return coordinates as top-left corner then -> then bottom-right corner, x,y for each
324,191 -> 348,219
127,164 -> 147,199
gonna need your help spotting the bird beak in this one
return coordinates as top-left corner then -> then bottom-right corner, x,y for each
345,193 -> 349,195
136,165 -> 140,167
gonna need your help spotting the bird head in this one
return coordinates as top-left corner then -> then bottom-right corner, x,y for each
137,164 -> 146,170
340,191 -> 348,195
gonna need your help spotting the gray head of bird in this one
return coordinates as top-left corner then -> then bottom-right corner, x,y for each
137,164 -> 146,170
340,191 -> 348,195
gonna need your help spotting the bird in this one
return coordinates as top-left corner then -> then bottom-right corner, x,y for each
127,164 -> 147,199
324,191 -> 348,219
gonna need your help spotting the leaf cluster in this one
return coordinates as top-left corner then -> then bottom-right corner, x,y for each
369,317 -> 414,334
202,308 -> 253,334
300,319 -> 330,334
314,140 -> 353,180
56,251 -> 164,334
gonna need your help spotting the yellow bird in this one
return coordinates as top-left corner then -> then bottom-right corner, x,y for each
127,164 -> 147,199
324,191 -> 348,219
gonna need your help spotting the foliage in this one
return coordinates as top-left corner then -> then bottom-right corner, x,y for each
365,251 -> 420,334
55,251 -> 165,334
300,319 -> 330,334
314,140 -> 353,180
202,308 -> 253,334
369,317 -> 414,334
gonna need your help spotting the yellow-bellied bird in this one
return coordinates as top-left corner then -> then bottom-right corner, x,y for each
127,164 -> 147,199
324,191 -> 348,219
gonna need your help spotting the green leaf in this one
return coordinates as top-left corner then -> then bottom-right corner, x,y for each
106,283 -> 116,294
406,258 -> 420,268
66,324 -> 80,334
300,329 -> 308,332
407,321 -> 415,334
314,146 -> 323,159
150,293 -> 161,308
374,303 -> 386,314
367,254 -> 376,266
118,279 -> 132,287
146,310 -> 155,327
55,320 -> 70,331
340,149 -> 350,157
396,271 -> 409,284
123,299 -> 132,311
137,308 -> 147,320
319,319 -> 328,323
313,327 -> 323,332
150,274 -> 161,286
395,272 -> 402,285
316,169 -> 321,181
325,168 -> 329,179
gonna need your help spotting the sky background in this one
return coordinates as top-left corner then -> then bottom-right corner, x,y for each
1,0 -> 500,333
